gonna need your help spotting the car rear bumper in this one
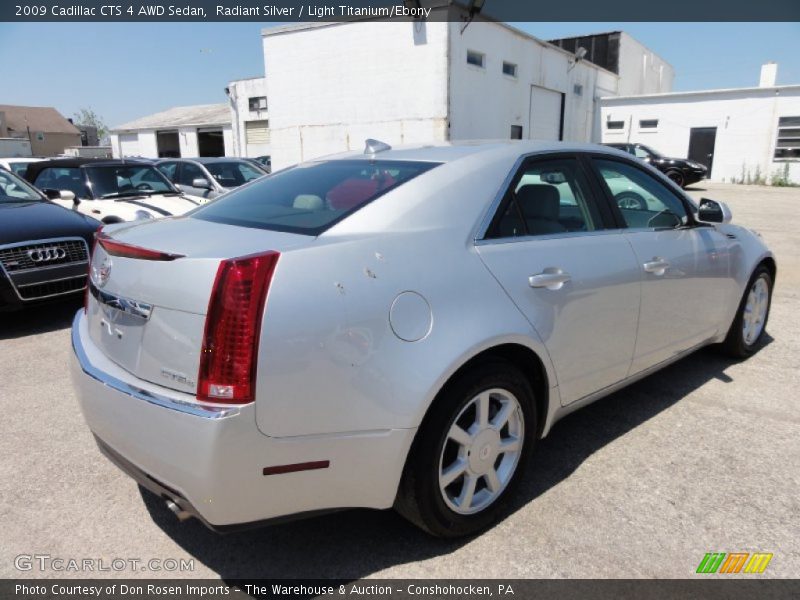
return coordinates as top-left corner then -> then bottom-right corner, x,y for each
70,310 -> 416,529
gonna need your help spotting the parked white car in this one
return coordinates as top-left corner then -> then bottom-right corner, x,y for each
25,158 -> 199,224
0,157 -> 44,178
71,141 -> 775,537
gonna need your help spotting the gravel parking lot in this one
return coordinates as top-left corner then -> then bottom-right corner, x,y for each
1,182 -> 798,580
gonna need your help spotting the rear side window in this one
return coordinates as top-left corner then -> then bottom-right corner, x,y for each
192,160 -> 440,235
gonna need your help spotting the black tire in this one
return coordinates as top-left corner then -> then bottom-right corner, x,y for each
666,170 -> 685,188
721,265 -> 773,358
394,360 -> 537,538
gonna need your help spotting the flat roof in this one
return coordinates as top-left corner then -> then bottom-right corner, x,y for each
112,103 -> 230,132
602,84 -> 800,102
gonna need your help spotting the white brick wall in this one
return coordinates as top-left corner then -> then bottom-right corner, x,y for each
601,87 -> 800,183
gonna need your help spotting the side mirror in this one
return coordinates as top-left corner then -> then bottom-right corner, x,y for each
697,198 -> 732,224
60,190 -> 77,204
192,177 -> 212,190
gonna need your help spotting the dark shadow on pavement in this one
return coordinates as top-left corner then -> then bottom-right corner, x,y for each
0,298 -> 81,340
141,337 -> 772,584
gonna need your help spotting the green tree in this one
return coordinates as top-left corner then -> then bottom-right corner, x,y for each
72,107 -> 109,142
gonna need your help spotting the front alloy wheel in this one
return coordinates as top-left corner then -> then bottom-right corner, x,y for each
722,265 -> 773,358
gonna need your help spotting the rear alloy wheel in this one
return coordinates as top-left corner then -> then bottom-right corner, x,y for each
722,265 -> 773,358
615,191 -> 646,211
666,170 -> 685,188
395,361 -> 536,537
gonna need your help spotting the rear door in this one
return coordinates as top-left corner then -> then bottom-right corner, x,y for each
477,155 -> 641,406
589,156 -> 732,374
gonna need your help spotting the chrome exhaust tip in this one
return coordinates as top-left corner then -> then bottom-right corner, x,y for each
165,499 -> 191,522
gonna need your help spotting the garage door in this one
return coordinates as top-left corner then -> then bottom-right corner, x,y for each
245,120 -> 270,145
528,86 -> 563,141
118,133 -> 140,157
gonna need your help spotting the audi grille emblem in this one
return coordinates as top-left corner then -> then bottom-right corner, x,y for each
27,247 -> 67,263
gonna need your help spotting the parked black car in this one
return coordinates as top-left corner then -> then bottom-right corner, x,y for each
604,143 -> 707,188
0,166 -> 99,311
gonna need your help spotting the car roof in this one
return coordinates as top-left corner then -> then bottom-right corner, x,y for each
159,157 -> 253,164
309,140 -> 631,165
24,158 -> 153,181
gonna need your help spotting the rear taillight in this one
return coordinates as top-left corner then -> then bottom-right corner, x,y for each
197,251 -> 280,404
84,226 -> 103,314
97,232 -> 184,261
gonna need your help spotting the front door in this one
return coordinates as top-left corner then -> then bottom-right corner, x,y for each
590,156 -> 733,375
477,156 -> 641,405
688,127 -> 717,175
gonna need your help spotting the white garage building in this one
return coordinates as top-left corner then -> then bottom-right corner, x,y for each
262,20 -> 673,169
110,103 -> 233,159
601,63 -> 800,184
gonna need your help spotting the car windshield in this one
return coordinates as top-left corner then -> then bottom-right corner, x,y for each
192,159 -> 440,235
0,168 -> 43,202
205,161 -> 265,187
84,165 -> 177,198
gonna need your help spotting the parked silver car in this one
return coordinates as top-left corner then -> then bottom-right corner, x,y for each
155,157 -> 266,203
71,141 -> 775,537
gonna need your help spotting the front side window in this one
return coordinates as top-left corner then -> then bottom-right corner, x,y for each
593,158 -> 689,229
205,162 -> 265,187
84,165 -> 176,199
178,162 -> 207,187
9,162 -> 34,177
156,161 -> 179,181
0,169 -> 42,202
192,159 -> 439,235
488,158 -> 602,238
34,167 -> 89,199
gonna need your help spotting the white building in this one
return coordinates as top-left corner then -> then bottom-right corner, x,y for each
110,103 -> 233,159
227,76 -> 271,159
262,18 -> 673,169
600,63 -> 800,184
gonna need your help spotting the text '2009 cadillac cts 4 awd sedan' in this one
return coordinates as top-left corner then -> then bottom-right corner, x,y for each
71,141 -> 775,537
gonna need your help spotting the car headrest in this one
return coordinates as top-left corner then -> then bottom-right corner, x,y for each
293,194 -> 323,211
516,184 -> 560,221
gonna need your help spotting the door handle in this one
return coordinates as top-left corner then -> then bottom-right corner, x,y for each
529,270 -> 571,290
643,258 -> 670,276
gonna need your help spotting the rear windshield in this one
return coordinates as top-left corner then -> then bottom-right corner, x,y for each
191,159 -> 440,235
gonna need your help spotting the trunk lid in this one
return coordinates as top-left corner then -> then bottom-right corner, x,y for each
86,217 -> 310,394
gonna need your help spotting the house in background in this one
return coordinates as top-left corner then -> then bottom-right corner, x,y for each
0,104 -> 81,156
109,103 -> 233,158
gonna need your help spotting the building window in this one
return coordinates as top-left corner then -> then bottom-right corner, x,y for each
467,50 -> 485,68
774,116 -> 800,160
245,120 -> 270,145
510,125 -> 523,140
248,96 -> 268,111
606,120 -> 625,130
639,119 -> 659,129
502,61 -> 517,77
573,84 -> 583,96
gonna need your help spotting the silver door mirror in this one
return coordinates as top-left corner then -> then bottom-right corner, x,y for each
192,177 -> 212,190
697,198 -> 732,224
59,190 -> 77,203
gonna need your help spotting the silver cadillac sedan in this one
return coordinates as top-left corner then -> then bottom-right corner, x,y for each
71,141 -> 775,537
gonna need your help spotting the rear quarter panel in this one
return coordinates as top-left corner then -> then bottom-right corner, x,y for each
254,154 -> 558,438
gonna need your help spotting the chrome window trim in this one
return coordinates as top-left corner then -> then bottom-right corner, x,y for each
0,237 -> 89,301
475,227 -> 626,247
72,311 -> 240,420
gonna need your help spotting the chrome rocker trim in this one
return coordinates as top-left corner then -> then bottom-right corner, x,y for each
71,310 -> 240,420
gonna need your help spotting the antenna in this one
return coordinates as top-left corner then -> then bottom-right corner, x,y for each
364,139 -> 392,155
